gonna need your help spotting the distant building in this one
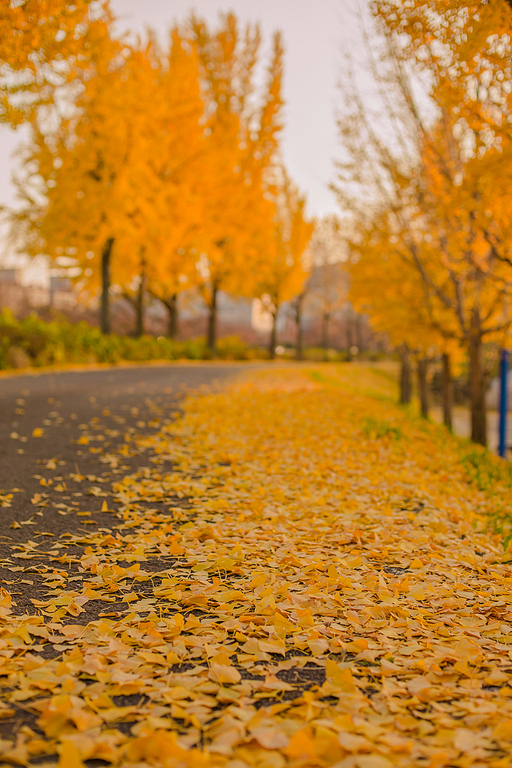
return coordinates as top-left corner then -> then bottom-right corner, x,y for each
0,253 -> 77,314
177,290 -> 262,342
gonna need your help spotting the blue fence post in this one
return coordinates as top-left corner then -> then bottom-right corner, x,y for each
499,348 -> 509,458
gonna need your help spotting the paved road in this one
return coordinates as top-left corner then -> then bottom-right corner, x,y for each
0,363 -> 246,612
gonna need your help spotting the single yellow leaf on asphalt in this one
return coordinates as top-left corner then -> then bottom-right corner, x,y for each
251,727 -> 290,749
409,583 -> 426,600
325,660 -> 358,694
453,728 -> 481,752
258,637 -> 287,655
494,719 -> 512,742
209,663 -> 241,684
285,728 -> 317,759
126,731 -> 187,761
337,732 -> 372,752
344,638 -> 368,652
307,637 -> 329,655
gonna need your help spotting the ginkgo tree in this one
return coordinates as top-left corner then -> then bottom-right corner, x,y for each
14,26 -> 207,336
144,30 -> 206,339
256,172 -> 314,358
116,28 -> 207,338
11,8 -> 304,351
13,28 -> 148,333
335,0 -> 512,444
187,13 -> 285,353
349,207 -> 464,423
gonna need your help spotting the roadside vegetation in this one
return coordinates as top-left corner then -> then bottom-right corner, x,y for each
0,313 -> 251,367
0,313 -> 386,369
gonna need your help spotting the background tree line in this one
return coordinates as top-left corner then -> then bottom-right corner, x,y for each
335,0 -> 512,446
1,2 -> 317,356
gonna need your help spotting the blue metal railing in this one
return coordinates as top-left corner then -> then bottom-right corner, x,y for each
499,348 -> 509,458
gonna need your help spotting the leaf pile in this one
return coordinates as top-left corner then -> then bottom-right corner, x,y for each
2,366 -> 512,767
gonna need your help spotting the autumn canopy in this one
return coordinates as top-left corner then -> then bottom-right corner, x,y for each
335,0 -> 512,445
2,0 -> 314,356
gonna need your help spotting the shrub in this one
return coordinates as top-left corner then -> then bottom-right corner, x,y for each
216,336 -> 249,360
0,313 -> 254,369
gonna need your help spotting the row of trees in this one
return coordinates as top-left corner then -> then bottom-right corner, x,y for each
1,3 -> 315,353
336,0 -> 512,445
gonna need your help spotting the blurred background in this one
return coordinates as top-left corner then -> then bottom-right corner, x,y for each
0,0 -> 381,359
1,0 -> 512,448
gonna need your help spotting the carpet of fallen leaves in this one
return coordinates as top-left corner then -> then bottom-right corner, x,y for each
2,365 -> 512,768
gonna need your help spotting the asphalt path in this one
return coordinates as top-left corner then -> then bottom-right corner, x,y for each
0,363 -> 246,616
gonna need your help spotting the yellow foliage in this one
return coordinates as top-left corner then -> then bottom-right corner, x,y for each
0,0 -> 104,124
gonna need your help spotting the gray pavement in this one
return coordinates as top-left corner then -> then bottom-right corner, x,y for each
0,362 -> 246,612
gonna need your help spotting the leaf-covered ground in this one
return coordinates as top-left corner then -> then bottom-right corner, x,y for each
2,365 -> 512,767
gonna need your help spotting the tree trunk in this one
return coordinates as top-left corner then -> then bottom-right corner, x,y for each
417,357 -> 429,418
399,344 -> 412,404
469,319 -> 487,445
166,293 -> 178,340
207,283 -> 218,354
442,352 -> 453,431
295,297 -> 303,361
100,237 -> 114,334
356,313 -> 365,353
135,271 -> 146,337
346,313 -> 353,351
269,308 -> 278,359
322,312 -> 330,362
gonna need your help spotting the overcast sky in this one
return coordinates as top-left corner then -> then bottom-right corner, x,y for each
0,0 -> 368,224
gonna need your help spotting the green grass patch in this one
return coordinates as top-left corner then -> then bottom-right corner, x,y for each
459,446 -> 510,493
361,416 -> 402,441
309,370 -> 328,384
